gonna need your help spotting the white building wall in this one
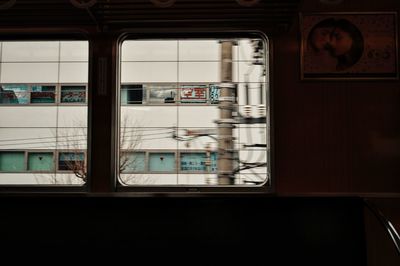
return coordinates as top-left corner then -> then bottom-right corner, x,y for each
0,41 -> 88,185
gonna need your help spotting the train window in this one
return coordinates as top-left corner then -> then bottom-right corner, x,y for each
119,35 -> 270,190
0,40 -> 88,186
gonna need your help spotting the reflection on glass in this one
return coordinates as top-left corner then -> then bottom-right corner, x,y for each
58,152 -> 85,171
0,84 -> 29,104
148,84 -> 176,104
121,152 -> 146,173
61,85 -> 86,103
31,85 -> 56,103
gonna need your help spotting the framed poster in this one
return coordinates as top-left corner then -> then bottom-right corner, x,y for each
300,12 -> 398,80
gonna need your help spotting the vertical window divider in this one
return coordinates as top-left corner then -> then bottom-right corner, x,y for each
0,41 -> 2,83
176,40 -> 180,184
24,150 -> 28,172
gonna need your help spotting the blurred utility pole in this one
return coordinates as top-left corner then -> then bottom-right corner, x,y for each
217,41 -> 235,185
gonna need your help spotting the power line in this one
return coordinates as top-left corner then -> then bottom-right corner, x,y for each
0,128 -> 174,143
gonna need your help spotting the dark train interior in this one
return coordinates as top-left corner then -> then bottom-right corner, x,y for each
0,0 -> 399,264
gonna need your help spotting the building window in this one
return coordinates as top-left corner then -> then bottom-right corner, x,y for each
119,35 -> 270,189
30,85 -> 56,104
148,84 -> 177,104
180,152 -> 207,172
149,152 -> 175,172
58,152 -> 85,171
28,152 -> 54,172
209,84 -> 220,104
121,84 -> 144,105
121,152 -> 146,173
60,85 -> 86,103
0,151 -> 25,172
0,84 -> 29,104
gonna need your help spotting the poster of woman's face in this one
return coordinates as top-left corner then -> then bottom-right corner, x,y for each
300,12 -> 398,80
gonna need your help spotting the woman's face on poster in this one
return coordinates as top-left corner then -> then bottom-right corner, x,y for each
329,28 -> 354,56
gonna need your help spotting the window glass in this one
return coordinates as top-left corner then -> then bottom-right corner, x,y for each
119,37 -> 270,188
210,152 -> 218,172
28,152 -> 54,171
209,84 -> 220,104
0,40 -> 88,185
60,85 -> 86,103
121,152 -> 146,173
180,152 -> 207,172
0,151 -> 25,172
148,84 -> 177,104
0,84 -> 29,104
121,84 -> 144,105
149,153 -> 175,172
31,85 -> 56,103
58,152 -> 85,171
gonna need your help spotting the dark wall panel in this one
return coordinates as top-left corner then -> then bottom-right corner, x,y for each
274,0 -> 400,194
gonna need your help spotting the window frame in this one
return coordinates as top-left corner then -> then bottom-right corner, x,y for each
116,31 -> 273,194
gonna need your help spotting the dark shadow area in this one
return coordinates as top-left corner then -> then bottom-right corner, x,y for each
0,196 -> 366,265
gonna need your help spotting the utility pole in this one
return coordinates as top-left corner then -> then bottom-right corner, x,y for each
217,41 -> 235,185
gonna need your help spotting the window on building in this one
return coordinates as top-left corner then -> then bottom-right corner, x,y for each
0,40 -> 88,186
0,84 -> 29,104
121,152 -> 146,173
0,151 -> 25,172
121,84 -> 144,105
180,152 -> 207,172
119,35 -> 270,190
148,84 -> 177,104
30,85 -> 56,104
60,85 -> 86,103
149,152 -> 175,172
58,152 -> 85,171
28,152 -> 54,172
209,84 -> 220,104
